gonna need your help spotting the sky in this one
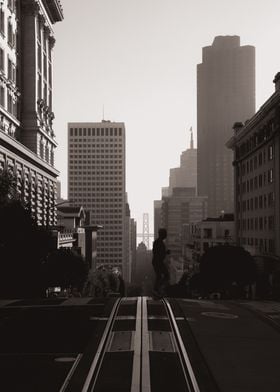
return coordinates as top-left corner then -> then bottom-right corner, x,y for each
53,0 -> 280,233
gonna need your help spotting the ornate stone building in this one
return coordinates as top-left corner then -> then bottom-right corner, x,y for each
227,73 -> 280,262
0,0 -> 63,225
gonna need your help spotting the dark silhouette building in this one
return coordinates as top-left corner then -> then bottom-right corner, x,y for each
197,35 -> 255,217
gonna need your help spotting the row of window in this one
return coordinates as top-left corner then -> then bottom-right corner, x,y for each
70,152 -> 122,156
70,138 -> 122,144
238,145 -> 274,176
70,145 -> 122,150
69,173 -> 123,178
236,122 -> 274,160
37,44 -> 52,84
239,169 -> 274,194
69,158 -> 123,162
241,237 -> 275,253
238,192 -> 275,212
238,215 -> 275,231
69,128 -> 123,137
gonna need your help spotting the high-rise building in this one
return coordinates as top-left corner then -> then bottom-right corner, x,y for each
197,35 -> 255,217
169,128 -> 197,193
0,0 -> 63,225
68,121 -> 126,273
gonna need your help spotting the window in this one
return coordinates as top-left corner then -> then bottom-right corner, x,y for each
0,9 -> 4,36
268,216 -> 274,230
259,195 -> 263,209
268,145 -> 274,160
254,197 -> 258,209
7,91 -> 12,113
7,57 -> 12,80
8,21 -> 13,47
268,169 -> 274,183
37,45 -> 41,70
268,192 -> 275,207
258,152 -> 262,166
259,217 -> 263,230
254,176 -> 258,190
0,84 -> 4,107
0,48 -> 4,71
37,73 -> 42,99
268,240 -> 275,253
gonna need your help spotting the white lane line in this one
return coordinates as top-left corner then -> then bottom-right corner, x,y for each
142,297 -> 151,392
131,297 -> 142,392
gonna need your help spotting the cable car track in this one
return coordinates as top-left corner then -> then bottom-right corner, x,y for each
61,297 -> 201,392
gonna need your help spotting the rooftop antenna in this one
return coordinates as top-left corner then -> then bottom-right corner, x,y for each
102,104 -> 105,121
189,126 -> 194,149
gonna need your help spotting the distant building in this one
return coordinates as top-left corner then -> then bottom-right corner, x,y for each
124,200 -> 136,283
130,217 -> 137,281
227,73 -> 280,263
161,187 -> 208,281
68,121 -> 126,274
169,128 -> 197,193
153,200 -> 163,239
0,0 -> 63,226
197,35 -> 255,217
57,205 -> 102,270
133,242 -> 153,295
191,214 -> 235,262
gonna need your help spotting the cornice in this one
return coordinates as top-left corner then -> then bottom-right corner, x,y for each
0,129 -> 59,178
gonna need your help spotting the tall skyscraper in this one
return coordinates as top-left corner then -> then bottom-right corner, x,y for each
197,36 -> 255,217
169,128 -> 197,193
0,0 -> 63,225
68,121 -> 126,273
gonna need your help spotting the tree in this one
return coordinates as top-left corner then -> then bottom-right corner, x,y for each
199,245 -> 257,296
0,168 -> 53,298
42,248 -> 89,292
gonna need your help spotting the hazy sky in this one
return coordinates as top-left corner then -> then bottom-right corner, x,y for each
53,0 -> 280,232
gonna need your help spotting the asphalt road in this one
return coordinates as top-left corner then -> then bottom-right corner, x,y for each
0,297 -> 280,391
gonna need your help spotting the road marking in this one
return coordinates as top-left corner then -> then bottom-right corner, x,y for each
201,312 -> 238,319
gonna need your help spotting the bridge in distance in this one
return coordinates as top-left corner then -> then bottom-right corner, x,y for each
1,297 -> 280,391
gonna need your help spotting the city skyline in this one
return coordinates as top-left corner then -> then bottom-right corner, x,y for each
52,0 -> 280,230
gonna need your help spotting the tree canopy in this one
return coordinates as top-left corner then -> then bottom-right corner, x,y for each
198,245 -> 257,294
42,248 -> 88,291
0,169 -> 52,298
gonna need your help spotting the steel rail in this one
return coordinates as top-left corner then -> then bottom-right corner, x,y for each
81,297 -> 122,392
163,299 -> 200,392
141,297 -> 151,392
130,297 -> 142,392
59,354 -> 83,392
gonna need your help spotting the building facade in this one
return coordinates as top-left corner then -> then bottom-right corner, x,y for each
160,187 -> 208,281
227,73 -> 280,262
0,0 -> 63,225
197,35 -> 255,217
68,121 -> 126,274
191,214 -> 235,261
